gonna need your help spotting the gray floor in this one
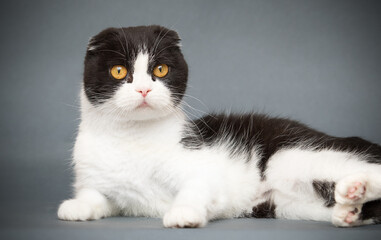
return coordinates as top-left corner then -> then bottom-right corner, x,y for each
2,200 -> 381,240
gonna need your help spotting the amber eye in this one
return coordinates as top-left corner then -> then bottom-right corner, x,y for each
152,64 -> 169,78
110,65 -> 127,80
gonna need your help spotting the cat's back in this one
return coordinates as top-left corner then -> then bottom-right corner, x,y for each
181,113 -> 315,152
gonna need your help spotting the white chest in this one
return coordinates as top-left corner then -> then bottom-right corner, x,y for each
73,129 -> 180,217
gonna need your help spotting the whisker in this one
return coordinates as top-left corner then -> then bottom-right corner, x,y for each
120,27 -> 130,56
150,27 -> 166,61
178,105 -> 217,135
62,102 -> 81,110
98,49 -> 125,57
151,27 -> 173,61
180,101 -> 211,118
170,92 -> 211,113
151,43 -> 178,58
175,105 -> 205,143
114,29 -> 126,55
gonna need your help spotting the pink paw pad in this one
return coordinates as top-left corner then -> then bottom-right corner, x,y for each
345,182 -> 366,201
344,208 -> 359,224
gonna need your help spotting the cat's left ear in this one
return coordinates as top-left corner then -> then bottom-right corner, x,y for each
153,26 -> 182,47
169,29 -> 182,47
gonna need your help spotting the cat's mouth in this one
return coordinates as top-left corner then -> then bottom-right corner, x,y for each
137,100 -> 151,109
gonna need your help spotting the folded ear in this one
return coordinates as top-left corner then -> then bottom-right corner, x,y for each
87,28 -> 119,52
152,26 -> 182,47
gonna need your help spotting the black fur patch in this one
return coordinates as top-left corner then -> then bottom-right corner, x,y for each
312,180 -> 336,207
251,200 -> 276,218
181,113 -> 381,179
83,25 -> 188,105
359,199 -> 381,224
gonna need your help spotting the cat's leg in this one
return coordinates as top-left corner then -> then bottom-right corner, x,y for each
265,148 -> 381,227
58,188 -> 116,221
332,173 -> 381,227
331,199 -> 381,227
263,185 -> 334,223
335,172 -> 381,205
272,199 -> 333,222
163,181 -> 209,228
331,203 -> 365,227
269,183 -> 379,227
263,182 -> 334,222
271,178 -> 381,227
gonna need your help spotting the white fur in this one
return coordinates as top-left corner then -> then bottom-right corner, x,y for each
58,51 -> 381,228
332,204 -> 363,227
58,188 -> 114,221
265,148 -> 381,225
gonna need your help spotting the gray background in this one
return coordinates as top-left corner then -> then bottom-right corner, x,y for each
0,0 -> 380,239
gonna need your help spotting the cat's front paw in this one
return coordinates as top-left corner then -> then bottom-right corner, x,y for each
58,199 -> 99,221
335,174 -> 367,205
163,205 -> 207,228
332,204 -> 362,227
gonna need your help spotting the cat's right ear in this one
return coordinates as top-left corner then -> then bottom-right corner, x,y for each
87,28 -> 118,52
87,36 -> 98,51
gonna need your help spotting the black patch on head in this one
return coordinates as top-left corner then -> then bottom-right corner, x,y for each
251,200 -> 276,218
181,113 -> 381,179
83,25 -> 188,105
359,199 -> 381,224
312,180 -> 336,207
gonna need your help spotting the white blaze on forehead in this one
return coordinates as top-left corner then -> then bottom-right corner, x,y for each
133,52 -> 152,88
134,52 -> 149,74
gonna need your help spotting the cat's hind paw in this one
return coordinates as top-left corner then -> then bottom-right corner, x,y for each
332,204 -> 362,227
335,174 -> 367,205
163,205 -> 207,228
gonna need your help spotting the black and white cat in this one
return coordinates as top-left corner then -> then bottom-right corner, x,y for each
58,25 -> 381,228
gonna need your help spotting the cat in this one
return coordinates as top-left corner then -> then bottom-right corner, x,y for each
57,25 -> 381,228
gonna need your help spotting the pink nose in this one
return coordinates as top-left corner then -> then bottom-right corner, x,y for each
136,89 -> 151,97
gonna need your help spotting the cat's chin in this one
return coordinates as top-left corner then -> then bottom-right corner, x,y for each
136,101 -> 151,109
127,108 -> 173,121
117,102 -> 176,122
110,103 -> 178,122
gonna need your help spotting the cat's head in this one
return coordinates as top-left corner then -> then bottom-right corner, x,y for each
83,25 -> 188,121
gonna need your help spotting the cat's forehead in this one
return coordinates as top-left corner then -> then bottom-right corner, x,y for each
86,25 -> 181,60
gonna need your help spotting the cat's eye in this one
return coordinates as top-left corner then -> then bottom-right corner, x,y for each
110,65 -> 127,80
152,64 -> 169,78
